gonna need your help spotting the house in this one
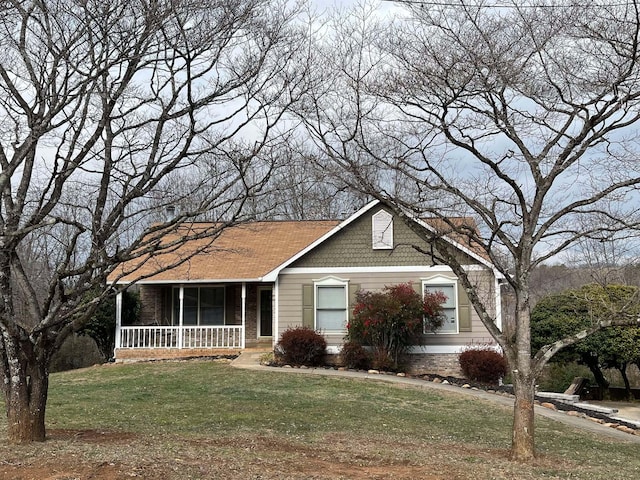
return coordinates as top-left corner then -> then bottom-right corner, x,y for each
109,200 -> 502,375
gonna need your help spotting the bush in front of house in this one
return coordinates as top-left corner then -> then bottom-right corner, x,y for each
458,345 -> 508,385
347,283 -> 446,371
275,327 -> 327,366
340,341 -> 371,370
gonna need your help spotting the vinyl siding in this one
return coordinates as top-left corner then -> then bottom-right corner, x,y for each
290,207 -> 477,268
277,268 -> 497,349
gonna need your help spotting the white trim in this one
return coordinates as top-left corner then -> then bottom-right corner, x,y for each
329,345 -> 494,355
494,276 -> 503,331
423,276 -> 459,335
261,201 -> 382,281
280,265 -> 487,275
241,283 -> 246,349
314,276 -> 349,334
125,277 -> 263,285
257,285 -> 273,338
273,277 -> 280,348
408,345 -> 468,354
114,292 -> 123,357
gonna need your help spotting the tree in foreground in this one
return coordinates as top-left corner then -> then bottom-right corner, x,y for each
300,1 -> 640,459
0,0 -> 307,443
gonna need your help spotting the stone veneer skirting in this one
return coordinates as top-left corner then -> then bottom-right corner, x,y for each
326,352 -> 463,377
406,353 -> 463,377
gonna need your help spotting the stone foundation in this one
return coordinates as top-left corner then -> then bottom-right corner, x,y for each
406,353 -> 462,377
326,352 -> 463,377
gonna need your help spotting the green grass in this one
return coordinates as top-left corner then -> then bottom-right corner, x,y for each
1,360 -> 639,479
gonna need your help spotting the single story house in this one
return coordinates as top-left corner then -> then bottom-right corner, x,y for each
109,200 -> 502,375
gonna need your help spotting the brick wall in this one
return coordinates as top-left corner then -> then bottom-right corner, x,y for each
139,285 -> 166,325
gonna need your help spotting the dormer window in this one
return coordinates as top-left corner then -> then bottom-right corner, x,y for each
372,209 -> 393,249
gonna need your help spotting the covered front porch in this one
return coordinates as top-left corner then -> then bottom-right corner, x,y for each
114,282 -> 275,361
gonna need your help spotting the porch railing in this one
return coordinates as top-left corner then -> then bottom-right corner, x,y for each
118,325 -> 243,349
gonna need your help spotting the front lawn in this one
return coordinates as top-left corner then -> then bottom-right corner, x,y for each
0,360 -> 638,479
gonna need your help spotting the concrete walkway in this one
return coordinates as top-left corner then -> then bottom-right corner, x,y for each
231,351 -> 640,444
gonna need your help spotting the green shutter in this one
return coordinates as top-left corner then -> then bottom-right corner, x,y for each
458,281 -> 472,332
348,283 -> 360,321
302,284 -> 314,329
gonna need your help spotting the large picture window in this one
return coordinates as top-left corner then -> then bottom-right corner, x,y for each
315,278 -> 348,332
423,279 -> 458,334
173,286 -> 225,326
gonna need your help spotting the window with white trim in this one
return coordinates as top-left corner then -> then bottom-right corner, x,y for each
172,286 -> 225,326
372,209 -> 393,249
423,278 -> 458,334
315,277 -> 348,332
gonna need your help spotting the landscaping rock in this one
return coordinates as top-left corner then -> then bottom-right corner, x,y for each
541,402 -> 557,411
368,369 -> 380,374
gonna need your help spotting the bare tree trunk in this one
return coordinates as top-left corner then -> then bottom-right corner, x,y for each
511,373 -> 536,461
1,337 -> 48,443
509,296 -> 537,461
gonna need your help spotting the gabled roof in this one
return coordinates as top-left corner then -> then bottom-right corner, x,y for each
109,200 -> 497,285
110,220 -> 339,284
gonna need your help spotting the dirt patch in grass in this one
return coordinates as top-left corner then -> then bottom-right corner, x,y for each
0,429 -> 609,480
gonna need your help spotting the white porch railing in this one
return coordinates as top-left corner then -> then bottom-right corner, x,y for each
118,325 -> 243,349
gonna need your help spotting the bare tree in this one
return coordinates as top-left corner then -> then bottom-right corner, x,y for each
299,0 -> 640,460
0,0 -> 308,443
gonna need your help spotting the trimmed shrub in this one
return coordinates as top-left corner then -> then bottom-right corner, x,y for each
348,283 -> 446,371
459,346 -> 508,385
340,341 -> 371,370
275,327 -> 327,366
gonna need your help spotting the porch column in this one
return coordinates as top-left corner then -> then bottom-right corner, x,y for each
178,285 -> 184,348
114,291 -> 123,354
273,278 -> 279,349
241,282 -> 246,349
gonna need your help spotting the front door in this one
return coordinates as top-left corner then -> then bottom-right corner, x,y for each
258,287 -> 273,337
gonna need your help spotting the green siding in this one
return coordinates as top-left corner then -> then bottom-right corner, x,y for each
291,208 -> 476,268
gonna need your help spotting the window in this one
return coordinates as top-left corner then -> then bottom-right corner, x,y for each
423,278 -> 458,334
172,286 -> 225,326
372,209 -> 393,249
315,278 -> 348,332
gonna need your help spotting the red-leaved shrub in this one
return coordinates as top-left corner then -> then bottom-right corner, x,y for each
458,346 -> 508,385
275,327 -> 327,366
340,341 -> 371,370
348,283 -> 446,371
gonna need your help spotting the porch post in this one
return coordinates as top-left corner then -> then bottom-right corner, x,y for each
241,282 -> 246,349
114,291 -> 123,355
178,285 -> 184,348
273,278 -> 279,349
